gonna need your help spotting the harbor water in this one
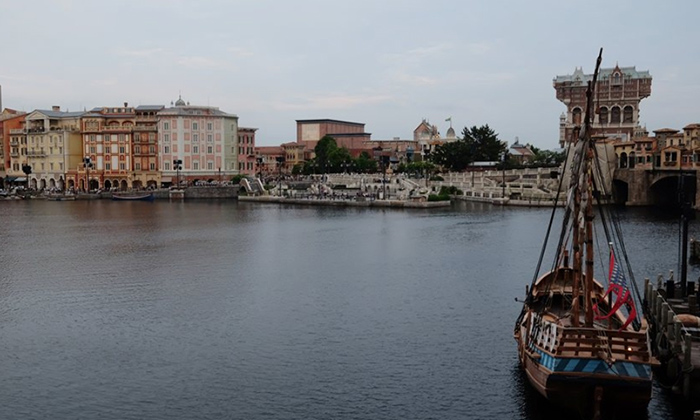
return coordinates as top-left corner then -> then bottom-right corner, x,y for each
0,199 -> 697,419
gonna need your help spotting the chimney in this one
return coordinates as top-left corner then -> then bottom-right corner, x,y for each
52,105 -> 60,111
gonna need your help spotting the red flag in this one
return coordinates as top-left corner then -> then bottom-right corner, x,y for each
593,249 -> 637,330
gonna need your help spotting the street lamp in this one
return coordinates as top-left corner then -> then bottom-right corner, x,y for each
256,156 -> 264,179
22,163 -> 32,190
422,145 -> 431,188
83,157 -> 93,192
173,159 -> 183,188
373,146 -> 387,199
276,156 -> 285,196
501,151 -> 508,198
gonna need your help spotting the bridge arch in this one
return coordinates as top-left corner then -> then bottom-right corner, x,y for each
649,174 -> 697,208
612,179 -> 629,205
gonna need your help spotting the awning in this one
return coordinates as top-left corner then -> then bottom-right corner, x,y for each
14,177 -> 26,182
4,176 -> 16,182
160,177 -> 173,182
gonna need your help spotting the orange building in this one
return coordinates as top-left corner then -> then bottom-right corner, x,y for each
78,103 -> 137,191
1,109 -> 27,187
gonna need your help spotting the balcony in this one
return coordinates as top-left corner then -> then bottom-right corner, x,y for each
9,129 -> 25,135
133,125 -> 155,132
103,126 -> 131,132
10,140 -> 19,146
10,152 -> 19,157
27,150 -> 47,157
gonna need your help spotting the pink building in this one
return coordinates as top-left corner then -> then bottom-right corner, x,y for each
158,96 -> 239,185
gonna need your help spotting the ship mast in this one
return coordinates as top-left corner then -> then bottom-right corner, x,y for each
583,49 -> 603,327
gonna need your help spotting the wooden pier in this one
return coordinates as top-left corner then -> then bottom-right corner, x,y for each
644,275 -> 700,402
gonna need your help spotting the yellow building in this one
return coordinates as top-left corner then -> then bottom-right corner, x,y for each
24,107 -> 84,190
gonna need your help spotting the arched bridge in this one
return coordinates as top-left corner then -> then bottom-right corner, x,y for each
613,168 -> 697,208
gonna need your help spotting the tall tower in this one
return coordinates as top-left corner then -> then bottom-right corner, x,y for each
554,65 -> 652,147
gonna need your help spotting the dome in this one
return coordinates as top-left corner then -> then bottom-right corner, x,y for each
446,126 -> 456,139
175,95 -> 186,107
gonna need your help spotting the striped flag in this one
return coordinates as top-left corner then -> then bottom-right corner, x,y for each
445,117 -> 452,122
594,248 -> 637,330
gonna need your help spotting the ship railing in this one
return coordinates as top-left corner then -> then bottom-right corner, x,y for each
555,327 -> 651,362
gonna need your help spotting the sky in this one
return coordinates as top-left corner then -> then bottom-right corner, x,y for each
1,0 -> 699,150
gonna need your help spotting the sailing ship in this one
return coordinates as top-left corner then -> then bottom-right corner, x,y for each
514,49 -> 656,418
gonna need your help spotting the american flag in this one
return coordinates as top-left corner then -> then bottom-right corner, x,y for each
594,248 -> 637,330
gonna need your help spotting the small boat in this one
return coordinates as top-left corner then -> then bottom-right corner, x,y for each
514,49 -> 656,419
46,195 -> 76,201
112,192 -> 155,201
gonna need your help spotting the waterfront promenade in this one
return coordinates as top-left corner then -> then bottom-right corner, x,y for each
239,194 -> 451,208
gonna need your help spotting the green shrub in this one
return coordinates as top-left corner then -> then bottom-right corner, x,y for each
428,194 -> 450,202
230,174 -> 246,184
439,185 -> 463,195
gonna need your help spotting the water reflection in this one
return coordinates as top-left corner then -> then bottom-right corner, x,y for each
0,200 -> 695,419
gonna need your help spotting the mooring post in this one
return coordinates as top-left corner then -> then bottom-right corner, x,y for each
645,278 -> 650,304
674,321 -> 683,353
689,294 -> 698,314
667,279 -> 676,300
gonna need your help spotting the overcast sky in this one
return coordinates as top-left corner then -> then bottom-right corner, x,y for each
1,0 -> 699,149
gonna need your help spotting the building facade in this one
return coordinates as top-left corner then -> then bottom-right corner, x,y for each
296,119 -> 371,153
158,96 -> 239,186
238,127 -> 257,175
0,109 -> 26,187
554,65 -> 652,147
24,107 -> 83,190
77,104 -> 136,191
132,105 -> 164,188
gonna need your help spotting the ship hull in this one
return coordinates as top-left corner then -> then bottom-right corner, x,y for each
517,328 -> 652,414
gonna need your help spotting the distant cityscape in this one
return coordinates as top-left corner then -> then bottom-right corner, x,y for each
0,63 -> 698,193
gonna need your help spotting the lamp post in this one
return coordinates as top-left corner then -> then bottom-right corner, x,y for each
276,156 -> 285,196
422,145 -> 431,188
22,163 -> 32,191
501,151 -> 507,199
173,159 -> 183,188
83,157 -> 93,192
373,146 -> 388,199
256,156 -> 264,180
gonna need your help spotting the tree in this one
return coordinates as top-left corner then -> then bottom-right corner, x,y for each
314,135 -> 337,173
432,124 -> 507,172
432,140 -> 473,171
462,124 -> 507,162
354,151 -> 376,173
328,147 -> 352,172
528,145 -> 566,167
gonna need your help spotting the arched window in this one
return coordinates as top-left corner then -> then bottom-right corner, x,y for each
599,107 -> 608,124
572,107 -> 582,125
623,106 -> 634,123
620,152 -> 628,168
611,106 -> 621,124
628,152 -> 636,169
